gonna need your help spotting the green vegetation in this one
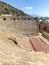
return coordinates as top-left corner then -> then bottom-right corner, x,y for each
0,1 -> 27,16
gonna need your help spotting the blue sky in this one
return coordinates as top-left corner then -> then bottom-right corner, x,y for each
1,0 -> 49,17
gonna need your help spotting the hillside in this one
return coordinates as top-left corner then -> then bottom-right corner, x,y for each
0,1 -> 27,16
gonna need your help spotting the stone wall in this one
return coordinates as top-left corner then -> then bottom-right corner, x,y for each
42,32 -> 49,40
0,16 -> 38,36
0,15 -> 34,21
0,20 -> 38,36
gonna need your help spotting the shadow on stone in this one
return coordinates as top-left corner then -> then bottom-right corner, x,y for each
8,38 -> 18,45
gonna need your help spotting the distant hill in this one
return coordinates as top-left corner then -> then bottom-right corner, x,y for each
0,1 -> 27,16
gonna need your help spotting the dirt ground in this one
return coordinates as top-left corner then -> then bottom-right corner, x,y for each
0,33 -> 49,65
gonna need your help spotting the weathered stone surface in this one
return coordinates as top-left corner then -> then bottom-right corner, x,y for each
0,34 -> 49,65
0,20 -> 38,36
0,20 -> 49,65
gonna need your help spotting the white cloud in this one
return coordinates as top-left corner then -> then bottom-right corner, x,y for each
25,6 -> 33,10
